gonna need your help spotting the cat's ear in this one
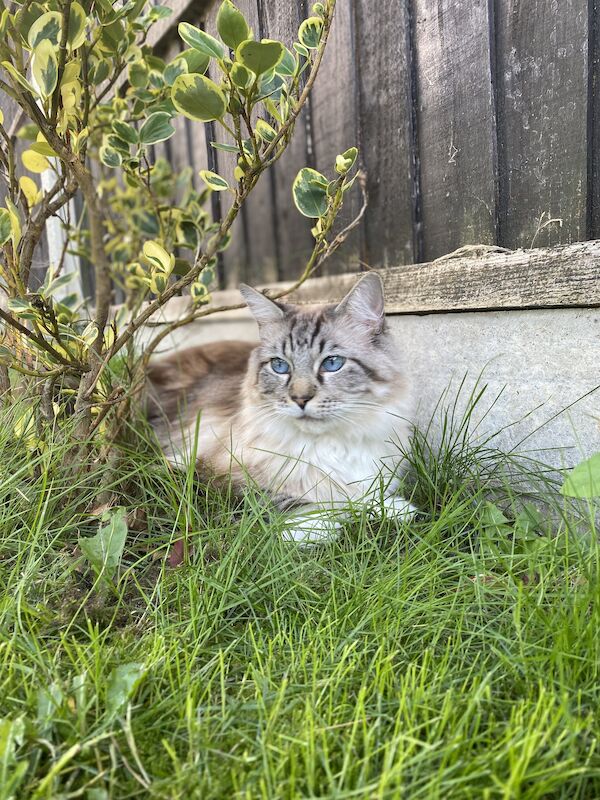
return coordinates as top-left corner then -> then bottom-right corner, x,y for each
335,272 -> 385,332
239,284 -> 285,325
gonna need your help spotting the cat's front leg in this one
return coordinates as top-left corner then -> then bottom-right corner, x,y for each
280,503 -> 345,545
380,494 -> 418,522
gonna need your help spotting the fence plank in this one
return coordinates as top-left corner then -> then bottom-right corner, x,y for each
232,0 -> 279,285
287,241 -> 600,313
310,0 -> 362,274
260,0 -> 315,281
413,0 -> 497,261
355,0 -> 416,267
202,5 -> 248,288
495,0 -> 588,249
153,240 -> 600,319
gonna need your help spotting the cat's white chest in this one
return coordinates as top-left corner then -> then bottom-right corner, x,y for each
241,403 -> 409,503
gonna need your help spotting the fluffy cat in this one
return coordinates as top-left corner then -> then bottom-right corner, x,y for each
146,273 -> 415,543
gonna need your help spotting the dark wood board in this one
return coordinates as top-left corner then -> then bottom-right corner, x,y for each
355,0 -> 416,268
202,3 -> 248,288
495,0 -> 588,249
587,0 -> 600,239
309,0 -> 363,275
285,241 -> 600,313
413,0 -> 497,261
233,0 -> 279,285
260,0 -> 315,281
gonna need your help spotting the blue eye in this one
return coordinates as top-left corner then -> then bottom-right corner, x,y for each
271,358 -> 290,374
321,355 -> 345,372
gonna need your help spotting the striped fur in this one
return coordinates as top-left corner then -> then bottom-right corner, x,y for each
146,273 -> 414,542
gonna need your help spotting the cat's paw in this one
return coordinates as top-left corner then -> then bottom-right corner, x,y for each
381,496 -> 418,522
281,512 -> 342,546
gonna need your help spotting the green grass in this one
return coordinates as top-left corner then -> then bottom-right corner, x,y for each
0,387 -> 599,799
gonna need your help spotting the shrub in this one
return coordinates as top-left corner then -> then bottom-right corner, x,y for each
0,0 -> 360,450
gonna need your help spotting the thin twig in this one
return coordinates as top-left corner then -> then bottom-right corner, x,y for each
0,306 -> 82,369
140,169 -> 368,368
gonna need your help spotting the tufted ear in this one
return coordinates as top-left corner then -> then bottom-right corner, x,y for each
334,272 -> 385,332
239,284 -> 285,326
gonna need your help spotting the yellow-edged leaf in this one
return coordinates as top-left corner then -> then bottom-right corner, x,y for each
19,176 -> 41,207
22,149 -> 50,173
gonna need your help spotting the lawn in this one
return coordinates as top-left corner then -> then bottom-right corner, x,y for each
0,390 -> 599,799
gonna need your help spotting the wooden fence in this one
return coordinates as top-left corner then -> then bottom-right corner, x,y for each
152,0 -> 595,291
1,0 -> 595,296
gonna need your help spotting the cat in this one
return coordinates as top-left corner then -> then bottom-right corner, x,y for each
146,272 -> 415,543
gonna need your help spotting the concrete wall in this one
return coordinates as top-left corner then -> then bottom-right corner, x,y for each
140,306 -> 599,470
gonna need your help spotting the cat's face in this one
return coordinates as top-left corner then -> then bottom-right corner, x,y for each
240,274 -> 402,429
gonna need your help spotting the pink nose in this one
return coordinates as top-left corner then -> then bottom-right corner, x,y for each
291,394 -> 313,409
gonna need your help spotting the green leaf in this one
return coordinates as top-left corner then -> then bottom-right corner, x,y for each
335,146 -> 358,174
274,46 -> 297,76
43,272 -> 75,298
341,172 -> 357,194
217,0 -> 250,49
0,209 -> 11,246
106,134 -> 131,153
210,140 -> 240,153
513,504 -> 544,541
0,717 -> 28,799
5,199 -> 21,247
27,10 -> 61,48
149,271 -> 168,294
67,2 -> 87,49
143,240 -> 174,273
106,663 -> 145,716
98,19 -> 126,54
171,73 -> 226,121
112,119 -> 138,145
15,2 -> 46,44
293,41 -> 309,58
199,169 -> 230,191
230,62 -> 252,89
255,70 -> 285,101
32,38 -> 58,99
480,501 -> 512,537
191,280 -> 210,305
1,60 -> 40,97
91,58 -> 110,84
29,139 -> 57,157
178,22 -> 225,60
139,112 -> 175,145
19,175 -> 41,207
128,60 -> 149,88
7,298 -> 34,316
37,683 -> 64,733
179,48 -> 210,75
99,145 -> 122,168
292,167 -> 329,218
79,507 -> 128,582
236,39 -> 284,76
164,55 -> 187,86
298,16 -> 323,49
255,118 -> 277,142
561,453 -> 600,499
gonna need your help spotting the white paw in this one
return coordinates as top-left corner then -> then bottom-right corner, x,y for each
381,496 -> 418,522
281,512 -> 342,545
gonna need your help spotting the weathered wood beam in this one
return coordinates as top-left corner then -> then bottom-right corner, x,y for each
288,241 -> 600,313
143,240 -> 600,325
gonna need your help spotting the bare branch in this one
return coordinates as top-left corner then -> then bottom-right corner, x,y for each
0,307 -> 83,369
140,170 -> 368,369
51,0 -> 72,124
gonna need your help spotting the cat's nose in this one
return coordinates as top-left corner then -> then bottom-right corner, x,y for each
291,393 -> 314,409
